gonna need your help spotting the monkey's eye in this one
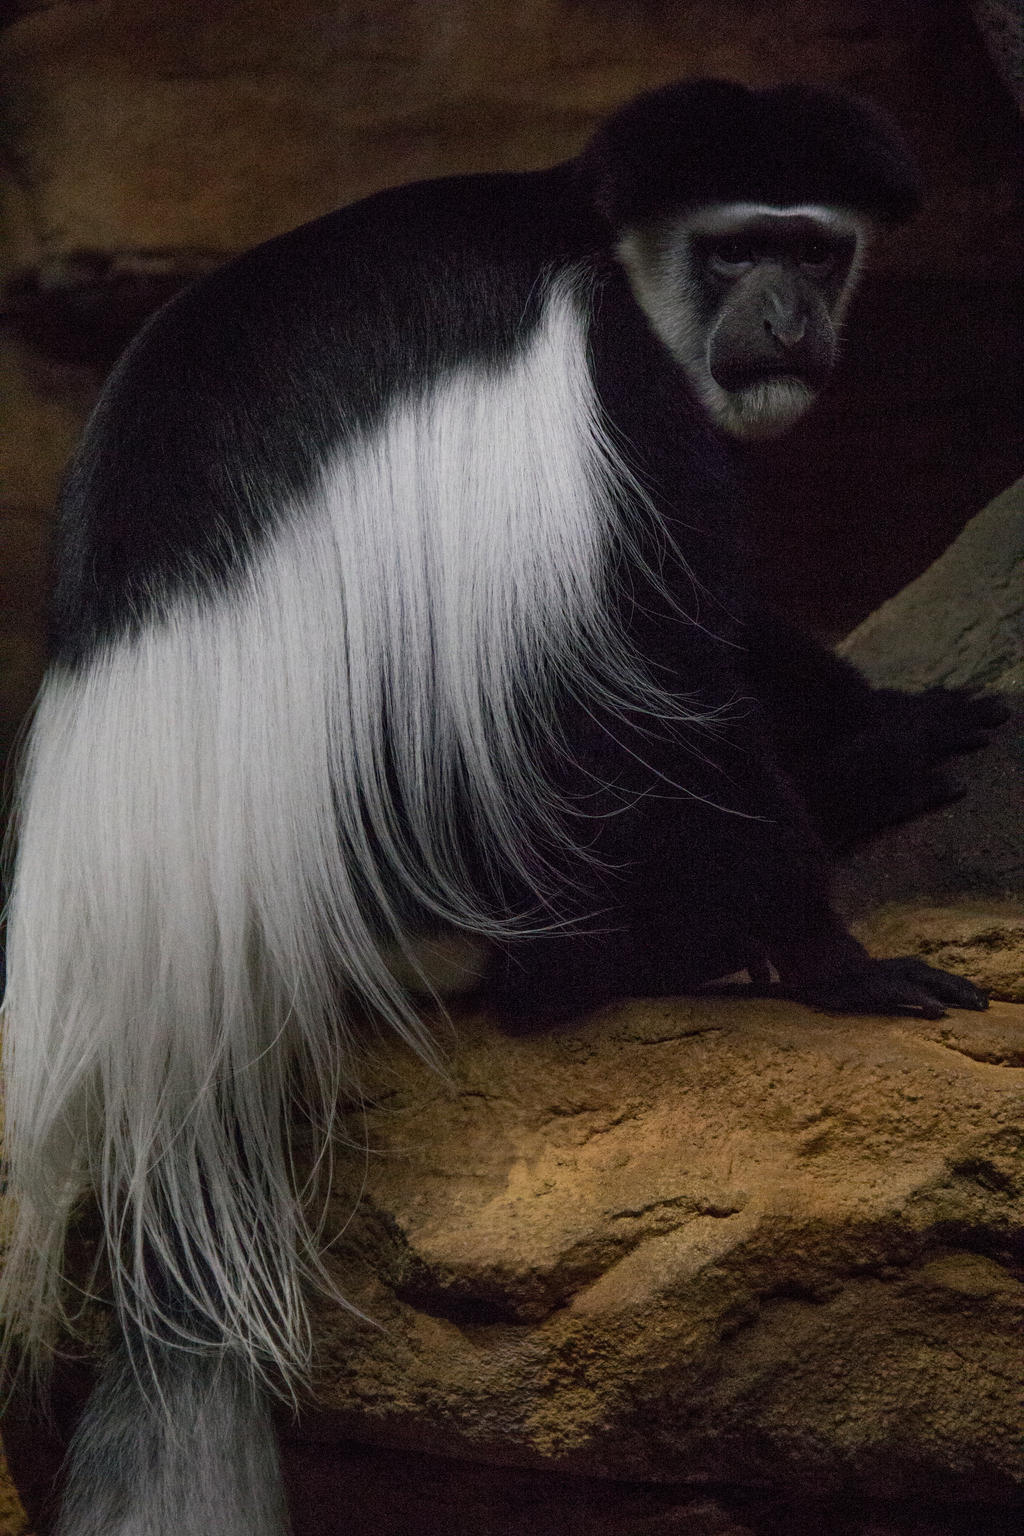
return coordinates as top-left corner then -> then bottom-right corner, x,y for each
707,239 -> 758,272
797,240 -> 836,271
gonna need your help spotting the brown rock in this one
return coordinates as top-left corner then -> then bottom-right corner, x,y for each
0,512 -> 47,620
7,996 -> 1023,1535
286,995 -> 1024,1513
0,1449 -> 28,1536
0,630 -> 43,752
255,461 -> 1024,1534
831,717 -> 1024,918
0,504 -> 48,750
0,340 -> 94,511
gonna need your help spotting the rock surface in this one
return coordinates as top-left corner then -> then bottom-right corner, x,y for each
2,0 -> 1018,276
833,474 -> 1022,926
0,1456 -> 25,1536
7,997 -> 1023,1536
831,721 -> 1023,919
295,996 -> 1024,1497
839,476 -> 1024,696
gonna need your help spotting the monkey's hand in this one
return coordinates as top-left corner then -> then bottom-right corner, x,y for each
864,685 -> 1010,761
776,935 -> 989,1019
807,687 -> 1010,848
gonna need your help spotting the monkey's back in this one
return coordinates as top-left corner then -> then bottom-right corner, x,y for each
51,163 -> 602,663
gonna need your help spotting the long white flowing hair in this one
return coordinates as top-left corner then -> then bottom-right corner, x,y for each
1,274 -> 705,1393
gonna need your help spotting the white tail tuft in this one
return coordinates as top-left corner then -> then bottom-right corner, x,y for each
52,1338 -> 288,1536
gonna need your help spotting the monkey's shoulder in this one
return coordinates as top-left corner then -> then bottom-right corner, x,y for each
126,164 -> 591,398
52,166 -> 601,661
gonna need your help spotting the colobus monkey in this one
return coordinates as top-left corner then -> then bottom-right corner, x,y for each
1,79 -> 1002,1536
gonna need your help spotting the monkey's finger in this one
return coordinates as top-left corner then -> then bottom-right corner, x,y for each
859,957 -> 988,1015
793,956 -> 988,1018
875,957 -> 989,1012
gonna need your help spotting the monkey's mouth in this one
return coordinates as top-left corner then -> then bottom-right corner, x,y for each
710,373 -> 817,441
712,360 -> 822,392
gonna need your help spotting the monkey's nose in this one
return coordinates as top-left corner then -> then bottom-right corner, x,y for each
764,312 -> 807,350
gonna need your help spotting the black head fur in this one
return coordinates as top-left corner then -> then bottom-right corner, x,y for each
580,79 -> 921,231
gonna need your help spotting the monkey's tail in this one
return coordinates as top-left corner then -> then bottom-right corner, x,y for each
0,573 -> 465,1534
0,608 -> 412,1393
52,1329 -> 289,1536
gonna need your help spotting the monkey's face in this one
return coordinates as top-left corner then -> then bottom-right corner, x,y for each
617,203 -> 867,440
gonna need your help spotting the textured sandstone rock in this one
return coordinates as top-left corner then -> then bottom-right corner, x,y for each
0,339 -> 94,511
0,1453 -> 26,1536
0,339 -> 98,745
291,994 -> 1024,1509
830,714 -> 1023,917
267,472 -> 1022,1530
834,475 -> 1023,921
840,476 -> 1024,696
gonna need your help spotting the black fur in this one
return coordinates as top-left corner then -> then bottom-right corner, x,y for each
579,79 -> 921,231
53,81 -> 920,665
745,611 -> 1011,851
51,165 -> 588,662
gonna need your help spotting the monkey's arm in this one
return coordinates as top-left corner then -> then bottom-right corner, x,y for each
632,714 -> 990,1019
742,607 -> 1008,850
486,668 -> 989,1027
